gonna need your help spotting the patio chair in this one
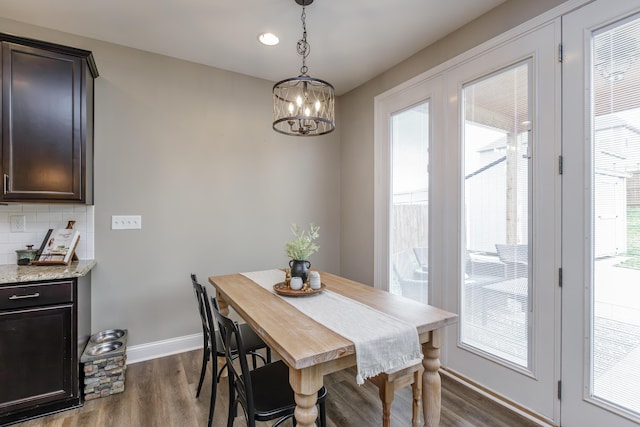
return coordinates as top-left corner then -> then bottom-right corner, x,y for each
495,244 -> 529,279
392,250 -> 428,303
412,247 -> 428,273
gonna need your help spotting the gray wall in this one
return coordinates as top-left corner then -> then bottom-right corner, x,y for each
338,0 -> 568,286
0,18 -> 341,346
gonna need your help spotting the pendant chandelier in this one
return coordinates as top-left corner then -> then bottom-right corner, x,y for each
273,0 -> 335,136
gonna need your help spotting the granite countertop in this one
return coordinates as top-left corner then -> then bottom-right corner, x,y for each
0,260 -> 96,284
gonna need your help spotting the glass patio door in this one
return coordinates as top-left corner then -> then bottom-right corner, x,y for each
461,61 -> 532,367
444,20 -> 560,422
389,102 -> 430,303
562,1 -> 640,425
374,75 -> 444,306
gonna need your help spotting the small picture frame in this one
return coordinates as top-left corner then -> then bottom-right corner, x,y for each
31,228 -> 80,265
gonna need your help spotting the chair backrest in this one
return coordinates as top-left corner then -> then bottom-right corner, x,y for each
190,274 -> 215,355
392,250 -> 422,282
495,244 -> 528,264
190,274 -> 208,334
413,247 -> 428,268
212,304 -> 256,423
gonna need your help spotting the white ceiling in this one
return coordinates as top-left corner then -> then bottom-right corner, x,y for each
0,0 -> 507,95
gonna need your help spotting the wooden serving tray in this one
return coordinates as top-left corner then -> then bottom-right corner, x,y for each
273,281 -> 325,297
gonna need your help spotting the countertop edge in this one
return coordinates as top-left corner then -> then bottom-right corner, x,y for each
0,260 -> 97,284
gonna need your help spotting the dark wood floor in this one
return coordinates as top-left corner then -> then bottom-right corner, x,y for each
13,349 -> 540,427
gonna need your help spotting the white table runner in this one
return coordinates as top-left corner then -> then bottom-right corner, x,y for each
241,269 -> 423,384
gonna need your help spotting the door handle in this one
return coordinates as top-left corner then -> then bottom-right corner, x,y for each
9,293 -> 40,300
3,174 -> 8,195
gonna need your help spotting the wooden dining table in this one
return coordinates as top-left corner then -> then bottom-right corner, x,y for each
208,271 -> 457,427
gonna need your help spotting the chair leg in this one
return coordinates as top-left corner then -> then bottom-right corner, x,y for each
227,377 -> 236,427
196,344 -> 209,398
266,347 -> 272,363
319,399 -> 326,427
208,366 -> 217,427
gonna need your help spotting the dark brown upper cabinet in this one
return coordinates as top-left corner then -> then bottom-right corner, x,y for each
0,34 -> 98,204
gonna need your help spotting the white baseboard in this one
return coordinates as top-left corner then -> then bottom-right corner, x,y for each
126,333 -> 203,365
440,369 -> 557,427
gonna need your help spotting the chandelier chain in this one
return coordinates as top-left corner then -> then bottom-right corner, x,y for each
297,5 -> 310,75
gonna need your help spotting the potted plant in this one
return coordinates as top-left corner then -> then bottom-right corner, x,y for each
285,223 -> 319,282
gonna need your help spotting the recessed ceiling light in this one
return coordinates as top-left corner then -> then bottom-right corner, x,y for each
258,32 -> 279,46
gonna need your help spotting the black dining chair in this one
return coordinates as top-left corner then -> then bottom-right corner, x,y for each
212,302 -> 328,427
190,274 -> 271,426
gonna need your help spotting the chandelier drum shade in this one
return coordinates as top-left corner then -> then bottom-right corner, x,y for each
273,76 -> 335,136
272,0 -> 335,136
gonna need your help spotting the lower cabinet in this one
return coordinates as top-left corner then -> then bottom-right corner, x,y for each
0,277 -> 90,426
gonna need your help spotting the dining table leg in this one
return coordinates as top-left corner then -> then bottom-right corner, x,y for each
422,329 -> 443,427
289,365 -> 323,427
215,290 -> 230,316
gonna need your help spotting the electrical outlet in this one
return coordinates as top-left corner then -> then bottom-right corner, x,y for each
111,215 -> 142,230
10,215 -> 26,232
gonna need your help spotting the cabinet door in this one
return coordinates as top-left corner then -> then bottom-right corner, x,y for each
0,304 -> 76,413
1,42 -> 86,202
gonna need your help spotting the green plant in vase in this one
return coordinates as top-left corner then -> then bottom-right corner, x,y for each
285,223 -> 319,283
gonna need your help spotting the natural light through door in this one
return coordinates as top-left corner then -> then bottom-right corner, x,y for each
389,102 -> 430,303
377,18 -> 559,422
591,13 -> 640,417
461,62 -> 531,369
563,2 -> 640,425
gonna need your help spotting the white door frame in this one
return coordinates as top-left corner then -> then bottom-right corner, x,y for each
373,74 -> 445,308
373,1 -> 605,425
562,1 -> 640,425
442,19 -> 561,423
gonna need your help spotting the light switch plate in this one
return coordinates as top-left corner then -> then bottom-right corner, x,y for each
111,215 -> 142,230
10,215 -> 26,232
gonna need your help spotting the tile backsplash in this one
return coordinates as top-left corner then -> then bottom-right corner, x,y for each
0,204 -> 94,265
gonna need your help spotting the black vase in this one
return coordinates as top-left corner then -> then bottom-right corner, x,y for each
289,259 -> 311,283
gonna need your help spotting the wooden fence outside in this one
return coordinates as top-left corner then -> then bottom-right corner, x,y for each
392,203 -> 428,254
